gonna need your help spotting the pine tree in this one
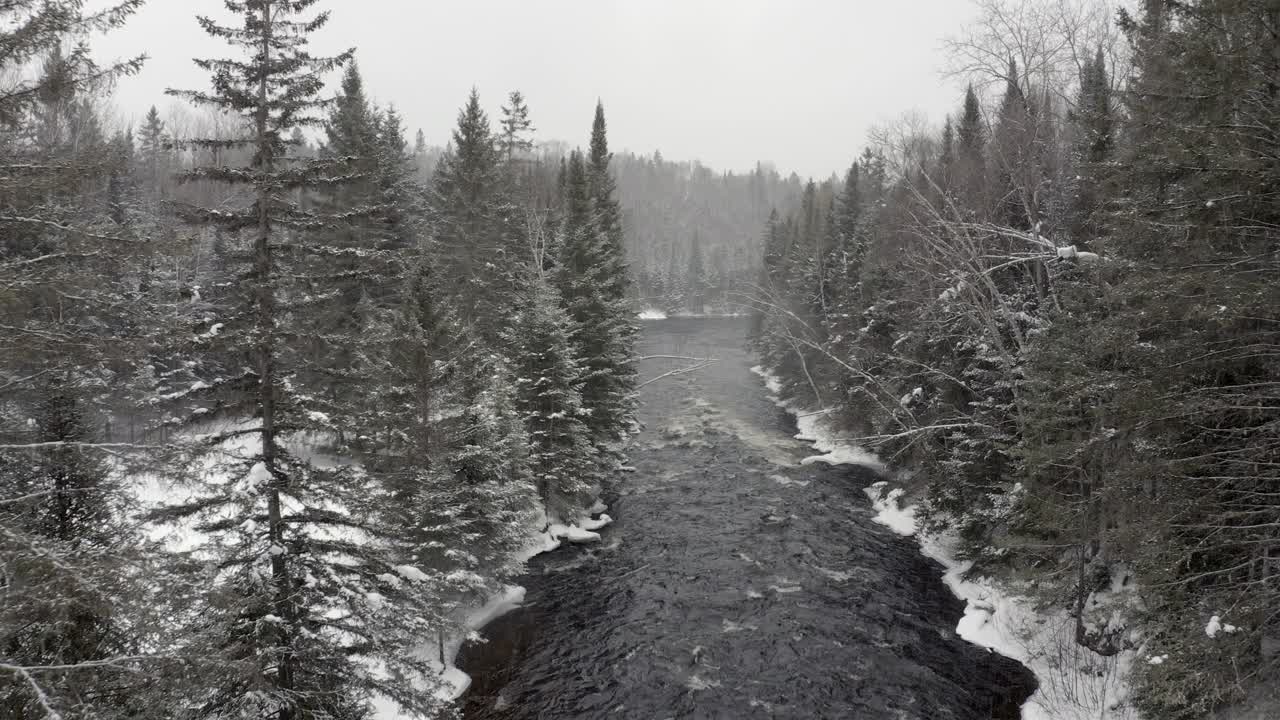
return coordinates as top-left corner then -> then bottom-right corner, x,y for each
0,378 -> 162,720
370,257 -> 538,642
833,162 -> 861,262
498,90 -> 535,163
0,2 -> 156,716
431,88 -> 521,339
956,83 -> 986,214
586,102 -> 631,312
106,127 -> 135,226
553,151 -> 637,451
1065,47 -> 1113,248
503,275 -> 597,523
373,105 -> 418,248
819,161 -> 862,326
550,103 -> 637,449
137,105 -> 170,202
957,84 -> 985,157
686,232 -> 707,313
152,2 -> 444,716
993,57 -> 1039,229
587,101 -> 624,259
938,116 -> 955,193
1100,2 -> 1280,714
432,361 -> 539,582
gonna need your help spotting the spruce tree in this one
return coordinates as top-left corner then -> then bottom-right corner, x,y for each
938,116 -> 955,193
0,378 -> 161,720
152,2 -> 444,716
587,101 -> 625,263
992,56 -> 1033,229
541,103 -> 638,453
586,103 -> 633,334
137,105 -> 170,203
431,89 -> 521,339
686,232 -> 707,313
498,90 -> 535,163
371,257 -> 538,639
956,83 -> 986,214
1102,2 -> 1280,713
554,149 -> 636,452
0,3 -> 158,717
1065,47 -> 1113,248
503,274 -> 597,524
819,162 -> 861,328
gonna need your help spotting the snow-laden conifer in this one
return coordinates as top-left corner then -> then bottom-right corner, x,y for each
148,2 -> 446,716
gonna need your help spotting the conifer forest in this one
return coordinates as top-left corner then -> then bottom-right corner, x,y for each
1,1 -> 1277,719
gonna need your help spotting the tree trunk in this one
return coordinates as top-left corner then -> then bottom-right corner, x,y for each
251,4 -> 294,717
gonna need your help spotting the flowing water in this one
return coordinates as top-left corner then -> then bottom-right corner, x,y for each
457,317 -> 1036,719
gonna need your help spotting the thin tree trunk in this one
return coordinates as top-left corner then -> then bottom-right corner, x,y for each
252,4 -> 294,716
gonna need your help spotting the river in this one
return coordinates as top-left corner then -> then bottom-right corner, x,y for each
457,316 -> 1036,719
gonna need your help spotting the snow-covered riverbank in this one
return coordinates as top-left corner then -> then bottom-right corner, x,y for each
128,418 -> 614,719
374,506 -> 616,716
751,365 -> 1141,720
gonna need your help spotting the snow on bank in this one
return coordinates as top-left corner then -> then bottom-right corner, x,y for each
130,419 -> 615,718
864,484 -> 1139,720
638,308 -> 750,320
751,364 -> 1140,720
748,365 -> 883,471
372,505 -> 614,717
793,410 -> 885,472
370,584 -> 529,718
862,481 -> 918,536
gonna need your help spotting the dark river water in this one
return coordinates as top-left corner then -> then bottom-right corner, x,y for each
457,317 -> 1036,719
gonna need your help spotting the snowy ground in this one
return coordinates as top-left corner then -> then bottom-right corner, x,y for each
125,418 -> 613,719
750,366 -> 1142,720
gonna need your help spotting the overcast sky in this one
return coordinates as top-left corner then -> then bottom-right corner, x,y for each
94,0 -> 976,180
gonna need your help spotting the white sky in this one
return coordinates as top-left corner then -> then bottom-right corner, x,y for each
93,0 -> 977,179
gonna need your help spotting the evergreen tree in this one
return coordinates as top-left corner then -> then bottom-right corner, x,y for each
153,2 -> 444,716
503,275 -> 597,523
137,105 -> 170,203
553,151 -> 637,450
498,90 -> 535,163
1065,47 -> 1113,248
1100,2 -> 1280,714
0,2 -> 157,717
956,83 -> 986,213
559,102 -> 637,447
686,232 -> 707,313
938,116 -> 955,193
586,101 -> 629,302
992,56 -> 1032,228
370,257 -> 538,642
431,88 -> 521,338
0,378 -> 161,720
957,84 -> 985,157
821,162 -> 861,322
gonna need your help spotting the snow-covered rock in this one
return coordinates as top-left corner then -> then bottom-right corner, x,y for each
548,523 -> 601,544
1206,614 -> 1239,638
393,564 -> 431,583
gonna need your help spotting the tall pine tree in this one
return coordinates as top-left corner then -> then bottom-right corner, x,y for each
152,2 -> 444,716
556,128 -> 636,452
